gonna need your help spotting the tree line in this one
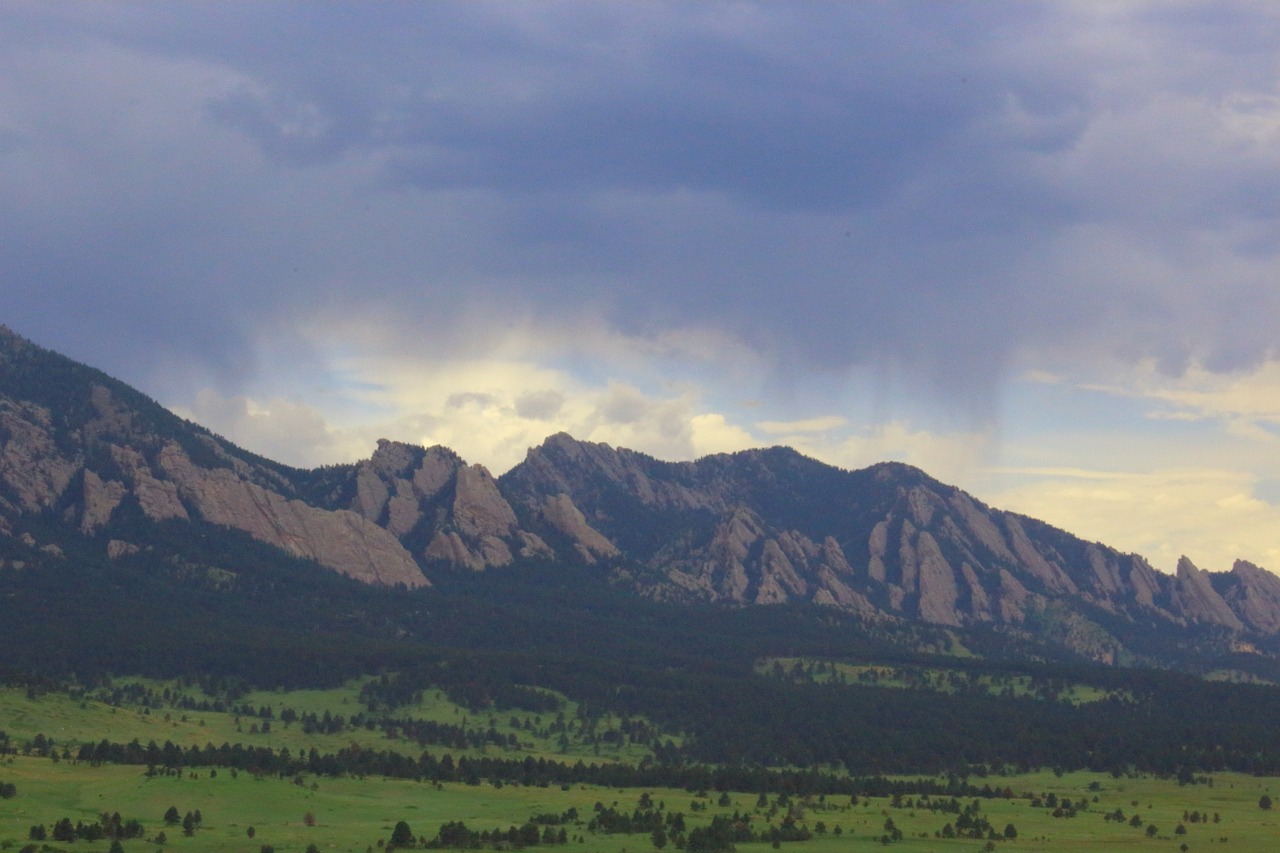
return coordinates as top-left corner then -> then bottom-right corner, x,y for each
65,734 -> 1028,799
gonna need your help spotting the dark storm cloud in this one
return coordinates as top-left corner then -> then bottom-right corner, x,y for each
184,3 -> 1035,211
1,1 -> 1278,416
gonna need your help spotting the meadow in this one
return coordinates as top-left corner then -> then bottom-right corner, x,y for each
756,657 -> 1129,706
0,680 -> 656,769
4,682 -> 1280,852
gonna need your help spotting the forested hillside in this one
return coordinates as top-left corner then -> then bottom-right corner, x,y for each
5,323 -> 1280,777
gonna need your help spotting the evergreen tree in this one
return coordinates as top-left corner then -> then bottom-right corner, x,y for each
391,820 -> 416,848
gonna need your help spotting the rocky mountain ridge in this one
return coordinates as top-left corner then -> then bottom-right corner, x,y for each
0,327 -> 426,588
496,433 -> 1280,660
4,324 -> 1280,663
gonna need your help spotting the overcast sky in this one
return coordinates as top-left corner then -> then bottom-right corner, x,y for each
3,1 -> 1279,573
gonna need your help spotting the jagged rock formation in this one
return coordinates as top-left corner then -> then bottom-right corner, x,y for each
1172,556 -> 1244,630
0,327 -> 427,587
306,439 -> 553,571
497,433 -> 1280,658
1212,560 -> 1280,634
0,398 -> 82,515
4,324 -> 1280,661
154,441 -> 424,586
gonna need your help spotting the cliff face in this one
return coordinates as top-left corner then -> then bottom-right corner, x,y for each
1212,560 -> 1280,634
0,328 -> 427,587
322,439 -> 554,571
152,442 -> 425,587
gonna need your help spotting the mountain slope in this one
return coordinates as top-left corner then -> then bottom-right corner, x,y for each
4,324 -> 1280,667
0,326 -> 427,587
496,433 -> 1280,660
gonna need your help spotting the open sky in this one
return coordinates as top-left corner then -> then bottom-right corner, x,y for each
3,1 -> 1279,573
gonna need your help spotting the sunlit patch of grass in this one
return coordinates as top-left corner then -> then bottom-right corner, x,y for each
756,657 -> 1129,705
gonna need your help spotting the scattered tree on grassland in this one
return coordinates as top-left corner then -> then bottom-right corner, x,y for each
391,819 -> 416,848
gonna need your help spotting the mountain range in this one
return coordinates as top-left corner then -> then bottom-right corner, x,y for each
4,323 -> 1280,669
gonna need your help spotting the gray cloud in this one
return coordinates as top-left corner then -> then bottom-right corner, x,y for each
1,1 -> 1278,429
515,389 -> 566,421
446,392 -> 499,410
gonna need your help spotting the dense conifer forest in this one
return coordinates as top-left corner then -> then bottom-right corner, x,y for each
5,517 -> 1280,778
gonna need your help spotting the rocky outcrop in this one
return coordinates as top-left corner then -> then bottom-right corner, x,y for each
337,440 -> 552,571
452,466 -> 518,543
1214,560 -> 1280,634
1002,516 -> 1078,596
80,469 -> 127,534
540,494 -> 619,563
107,539 -> 140,560
1126,555 -> 1165,609
996,569 -> 1033,622
0,336 -> 430,588
154,442 -> 427,587
503,432 -> 724,519
495,434 -> 1280,641
641,505 -> 875,611
0,399 -> 80,514
905,525 -> 961,627
113,445 -> 189,521
666,507 -> 758,602
1172,556 -> 1243,630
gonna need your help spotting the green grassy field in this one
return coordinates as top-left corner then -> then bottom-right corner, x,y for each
757,658 -> 1123,704
0,681 -> 662,769
5,682 -> 1280,852
5,758 -> 1280,853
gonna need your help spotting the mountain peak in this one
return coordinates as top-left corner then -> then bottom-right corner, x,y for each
864,459 -> 938,485
7,327 -> 1280,664
542,431 -> 583,448
529,431 -> 646,464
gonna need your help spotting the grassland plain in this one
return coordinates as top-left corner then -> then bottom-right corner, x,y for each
757,658 -> 1120,705
5,683 -> 1280,852
0,682 -> 658,769
5,757 -> 1280,852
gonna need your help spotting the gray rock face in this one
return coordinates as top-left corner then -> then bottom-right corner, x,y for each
540,494 -> 619,563
79,470 -> 126,534
1172,556 -> 1243,630
112,444 -> 189,521
155,443 -> 427,587
1214,560 -> 1280,633
0,399 -> 80,514
0,332 -> 429,587
329,440 -> 553,571
107,539 -> 140,560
